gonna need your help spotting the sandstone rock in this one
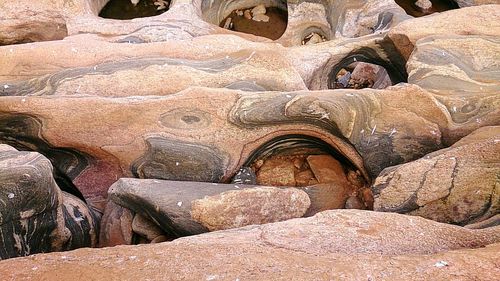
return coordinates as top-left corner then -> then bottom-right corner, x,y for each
0,0 -> 497,271
465,214 -> 500,229
131,214 -> 164,241
373,126 -> 500,225
191,186 -> 310,231
252,14 -> 270,22
222,17 -> 232,29
0,210 -> 499,280
304,33 -> 324,45
251,4 -> 267,16
344,195 -> 365,209
3,80 -> 497,207
0,145 -> 97,259
415,0 -> 433,11
302,183 -> 351,216
307,155 -> 347,184
150,235 -> 170,243
99,200 -> 134,247
389,5 -> 500,59
455,0 -> 500,7
407,35 -> 500,143
256,157 -> 297,186
349,62 -> 391,89
244,10 -> 252,20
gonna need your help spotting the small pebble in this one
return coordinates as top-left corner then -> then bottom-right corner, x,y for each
434,261 -> 448,267
244,10 -> 252,20
252,14 -> 269,22
251,4 -> 266,16
415,0 -> 432,11
223,17 -> 232,29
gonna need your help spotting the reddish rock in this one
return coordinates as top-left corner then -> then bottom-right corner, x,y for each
256,158 -> 297,186
99,201 -> 134,247
191,186 -> 310,231
306,155 -> 347,184
0,210 -> 498,280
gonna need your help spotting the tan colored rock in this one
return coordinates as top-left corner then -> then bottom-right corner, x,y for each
465,214 -> 500,229
251,4 -> 267,16
373,126 -> 500,225
252,14 -> 270,22
256,158 -> 297,186
0,0 -> 82,45
389,5 -> 500,59
3,82 -> 497,208
0,210 -> 499,280
244,9 -> 252,19
191,186 -> 310,231
415,0 -> 433,11
455,0 -> 500,7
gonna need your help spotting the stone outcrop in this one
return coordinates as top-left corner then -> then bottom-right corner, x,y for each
0,210 -> 498,280
389,5 -> 500,59
104,179 -> 314,241
0,145 -> 98,260
0,0 -> 499,277
373,126 -> 500,226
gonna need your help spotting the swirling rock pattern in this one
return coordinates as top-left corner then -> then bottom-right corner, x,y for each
0,145 -> 98,260
0,0 -> 498,275
373,126 -> 500,226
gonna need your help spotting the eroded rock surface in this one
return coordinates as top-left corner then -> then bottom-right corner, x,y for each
373,126 -> 500,225
0,210 -> 499,280
0,145 -> 98,260
191,186 -> 310,231
0,0 -> 499,276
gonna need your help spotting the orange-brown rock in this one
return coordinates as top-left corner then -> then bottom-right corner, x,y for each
190,186 -> 310,231
98,200 -> 134,247
0,210 -> 498,280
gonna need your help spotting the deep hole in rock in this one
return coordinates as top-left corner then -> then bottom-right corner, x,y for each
232,135 -> 373,213
331,62 -> 393,90
301,29 -> 328,45
99,0 -> 170,20
395,0 -> 458,17
327,49 -> 408,90
202,0 -> 288,40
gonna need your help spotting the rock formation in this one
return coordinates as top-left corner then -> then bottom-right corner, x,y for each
0,0 -> 499,279
0,145 -> 98,260
0,210 -> 499,280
